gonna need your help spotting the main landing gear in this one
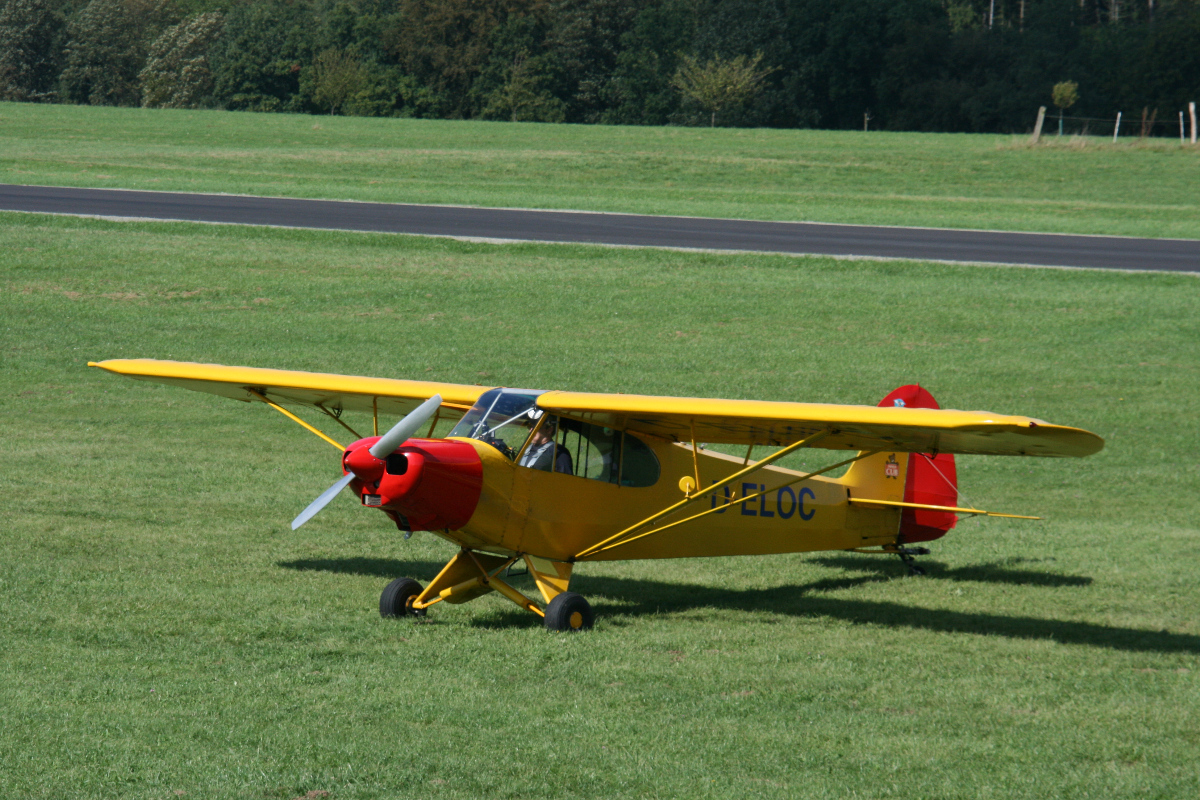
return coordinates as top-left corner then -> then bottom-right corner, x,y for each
544,592 -> 594,632
378,550 -> 593,632
380,577 -> 426,618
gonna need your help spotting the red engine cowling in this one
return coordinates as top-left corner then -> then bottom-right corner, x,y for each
342,437 -> 482,532
878,385 -> 959,544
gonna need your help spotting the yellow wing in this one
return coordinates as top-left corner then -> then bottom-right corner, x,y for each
89,359 -> 492,421
536,391 -> 1103,457
90,360 -> 1104,458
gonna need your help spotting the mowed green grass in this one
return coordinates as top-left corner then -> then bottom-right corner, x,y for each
3,102 -> 1199,239
2,211 -> 1198,799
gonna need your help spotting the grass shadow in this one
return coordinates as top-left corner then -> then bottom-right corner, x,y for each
276,555 -> 1194,654
809,554 -> 1095,587
277,557 -> 446,580
466,607 -> 545,630
570,573 -> 1196,654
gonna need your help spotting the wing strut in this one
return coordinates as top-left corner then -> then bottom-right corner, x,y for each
315,402 -> 362,439
577,449 -> 880,559
247,389 -> 344,452
575,429 -> 831,560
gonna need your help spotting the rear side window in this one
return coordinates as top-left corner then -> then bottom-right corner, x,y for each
555,421 -> 659,487
559,421 -> 619,482
618,433 -> 658,487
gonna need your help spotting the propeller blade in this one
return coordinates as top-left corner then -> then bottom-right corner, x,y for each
368,394 -> 443,458
291,472 -> 356,531
293,394 -> 442,531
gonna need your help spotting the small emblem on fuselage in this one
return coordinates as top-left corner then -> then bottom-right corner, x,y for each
884,454 -> 900,479
893,398 -> 906,407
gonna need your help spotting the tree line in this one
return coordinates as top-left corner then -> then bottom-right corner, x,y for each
1,0 -> 1197,133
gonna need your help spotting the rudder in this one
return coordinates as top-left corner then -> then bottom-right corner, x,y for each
878,385 -> 958,543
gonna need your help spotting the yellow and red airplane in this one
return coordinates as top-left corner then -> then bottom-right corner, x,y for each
90,359 -> 1104,631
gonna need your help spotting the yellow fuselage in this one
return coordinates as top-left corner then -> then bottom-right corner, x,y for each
441,436 -> 905,563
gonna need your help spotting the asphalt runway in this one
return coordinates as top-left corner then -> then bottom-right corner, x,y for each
2,183 -> 1197,272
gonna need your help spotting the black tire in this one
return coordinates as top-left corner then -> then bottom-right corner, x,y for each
544,591 -> 593,632
379,577 -> 426,618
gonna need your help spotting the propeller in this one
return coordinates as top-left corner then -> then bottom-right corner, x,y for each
290,472 -> 355,531
291,394 -> 443,531
369,394 -> 443,458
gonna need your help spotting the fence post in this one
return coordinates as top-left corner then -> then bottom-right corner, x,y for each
1031,106 -> 1046,143
1113,112 -> 1121,143
1190,102 -> 1197,144
1183,111 -> 1187,144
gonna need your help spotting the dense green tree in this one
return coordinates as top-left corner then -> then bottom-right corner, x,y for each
0,0 -> 64,101
543,0 -> 638,122
140,11 -> 225,108
59,0 -> 176,106
382,0 -> 536,117
481,51 -> 564,120
601,0 -> 694,125
671,51 -> 775,126
312,47 -> 368,113
1,0 -> 1196,134
687,0 -> 796,127
472,10 -> 551,113
209,0 -> 316,111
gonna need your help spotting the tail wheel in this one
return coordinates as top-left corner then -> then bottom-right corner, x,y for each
544,592 -> 593,632
380,577 -> 426,618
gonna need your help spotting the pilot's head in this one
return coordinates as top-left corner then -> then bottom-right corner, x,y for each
530,416 -> 558,444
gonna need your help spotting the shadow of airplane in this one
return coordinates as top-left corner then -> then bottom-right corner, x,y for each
278,557 -> 447,579
277,556 -> 1196,654
809,554 -> 1094,587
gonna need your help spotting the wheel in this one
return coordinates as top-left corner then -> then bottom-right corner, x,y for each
544,592 -> 593,632
379,577 -> 426,618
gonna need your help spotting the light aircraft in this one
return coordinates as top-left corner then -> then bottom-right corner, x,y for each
90,359 -> 1104,631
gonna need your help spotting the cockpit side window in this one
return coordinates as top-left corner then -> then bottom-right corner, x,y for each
449,390 -> 660,486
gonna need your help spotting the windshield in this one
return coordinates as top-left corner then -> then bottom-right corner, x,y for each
449,388 -> 545,460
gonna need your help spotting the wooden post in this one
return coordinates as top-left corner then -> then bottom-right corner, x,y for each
1182,111 -> 1187,144
863,111 -> 870,132
1190,102 -> 1197,144
1031,106 -> 1046,143
1113,111 -> 1121,143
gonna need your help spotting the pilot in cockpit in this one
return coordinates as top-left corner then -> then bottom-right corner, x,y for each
518,415 -> 573,474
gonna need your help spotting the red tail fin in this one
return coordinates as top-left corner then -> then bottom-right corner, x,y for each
878,385 -> 959,544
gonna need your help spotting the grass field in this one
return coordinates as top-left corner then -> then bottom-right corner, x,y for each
3,102 -> 1200,240
2,209 -> 1198,799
